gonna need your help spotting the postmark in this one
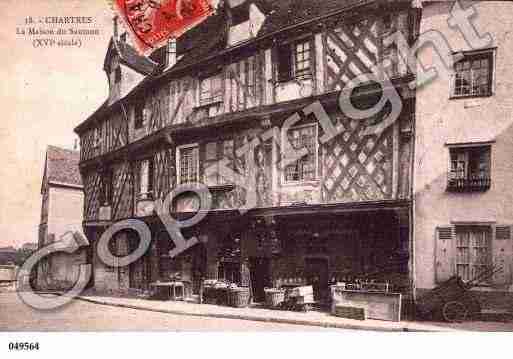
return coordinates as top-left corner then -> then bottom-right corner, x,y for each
113,0 -> 214,54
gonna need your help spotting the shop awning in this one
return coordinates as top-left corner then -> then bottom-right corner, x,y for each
249,199 -> 411,218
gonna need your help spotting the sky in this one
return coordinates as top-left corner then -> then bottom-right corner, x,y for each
0,0 -> 114,248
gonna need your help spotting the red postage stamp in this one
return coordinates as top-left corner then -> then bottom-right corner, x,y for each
113,0 -> 214,55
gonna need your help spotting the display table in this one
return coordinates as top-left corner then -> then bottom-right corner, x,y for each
150,281 -> 185,301
330,286 -> 402,322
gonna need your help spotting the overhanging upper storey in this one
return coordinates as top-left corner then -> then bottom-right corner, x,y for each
75,0 -> 420,164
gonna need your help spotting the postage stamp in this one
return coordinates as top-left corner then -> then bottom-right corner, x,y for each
113,0 -> 214,55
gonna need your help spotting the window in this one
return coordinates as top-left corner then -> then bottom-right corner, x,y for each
204,140 -> 235,186
448,145 -> 491,192
277,39 -> 312,82
120,32 -> 127,43
138,159 -> 154,199
93,127 -> 102,151
283,124 -> 318,183
100,170 -> 113,206
199,74 -> 223,106
455,226 -> 491,282
177,144 -> 199,184
452,49 -> 494,98
294,40 -> 311,78
134,98 -> 144,129
114,66 -> 122,83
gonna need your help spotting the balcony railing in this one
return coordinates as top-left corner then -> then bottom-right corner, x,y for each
447,175 -> 491,192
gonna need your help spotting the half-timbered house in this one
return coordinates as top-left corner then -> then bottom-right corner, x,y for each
75,0 -> 419,307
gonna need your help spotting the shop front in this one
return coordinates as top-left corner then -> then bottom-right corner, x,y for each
242,201 -> 412,311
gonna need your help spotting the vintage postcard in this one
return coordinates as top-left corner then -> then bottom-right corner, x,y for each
1,0 -> 513,357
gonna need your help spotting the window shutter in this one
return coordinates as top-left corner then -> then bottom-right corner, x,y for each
435,226 -> 455,283
492,225 -> 512,286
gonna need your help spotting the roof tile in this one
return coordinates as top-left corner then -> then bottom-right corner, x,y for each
45,146 -> 82,187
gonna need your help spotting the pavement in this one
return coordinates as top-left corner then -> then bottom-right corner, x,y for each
75,294 -> 458,332
3,291 -> 513,331
0,292 -> 332,331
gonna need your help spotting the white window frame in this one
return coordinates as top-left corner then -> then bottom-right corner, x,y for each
176,143 -> 200,185
450,48 -> 496,99
281,123 -> 319,185
293,39 -> 312,79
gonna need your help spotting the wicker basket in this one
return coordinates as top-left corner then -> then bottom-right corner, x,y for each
229,288 -> 250,308
264,288 -> 285,308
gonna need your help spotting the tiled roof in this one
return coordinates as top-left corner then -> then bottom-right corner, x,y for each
103,38 -> 158,76
174,0 -> 373,70
45,145 -> 82,188
257,0 -> 371,35
76,0 -> 392,135
174,5 -> 229,70
116,40 -> 158,75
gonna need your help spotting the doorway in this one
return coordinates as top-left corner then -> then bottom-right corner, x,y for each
305,258 -> 329,304
249,257 -> 271,303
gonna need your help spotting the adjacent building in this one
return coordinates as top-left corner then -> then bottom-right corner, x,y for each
37,145 -> 88,290
414,1 -> 513,311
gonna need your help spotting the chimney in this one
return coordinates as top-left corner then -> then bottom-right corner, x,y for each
73,138 -> 79,151
113,15 -> 119,40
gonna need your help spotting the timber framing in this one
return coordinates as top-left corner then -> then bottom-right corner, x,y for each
74,0 -> 415,135
79,74 -> 415,171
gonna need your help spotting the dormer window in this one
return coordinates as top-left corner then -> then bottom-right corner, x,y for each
277,39 -> 312,82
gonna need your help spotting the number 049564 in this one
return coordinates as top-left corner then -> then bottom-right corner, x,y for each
9,342 -> 39,351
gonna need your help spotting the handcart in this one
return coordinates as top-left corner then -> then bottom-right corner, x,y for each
416,266 -> 502,322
